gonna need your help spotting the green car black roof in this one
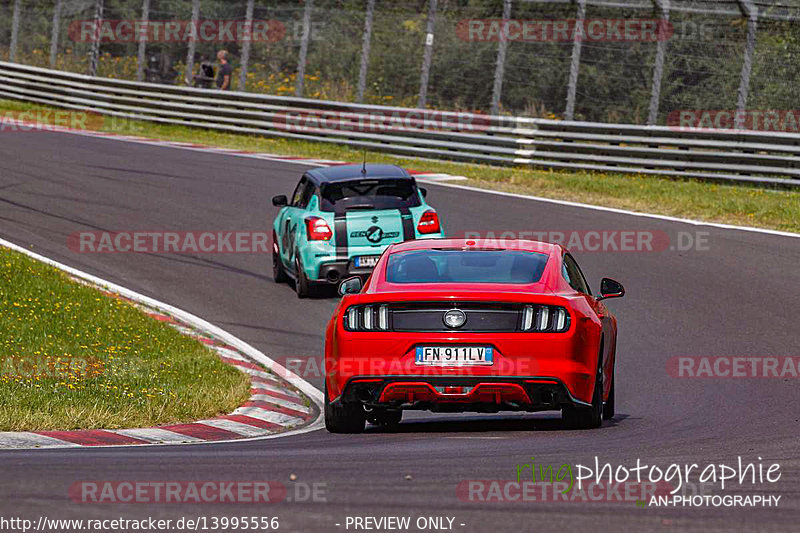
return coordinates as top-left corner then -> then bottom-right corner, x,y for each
305,164 -> 412,185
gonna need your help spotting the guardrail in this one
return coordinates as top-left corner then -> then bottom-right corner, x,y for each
1,61 -> 798,188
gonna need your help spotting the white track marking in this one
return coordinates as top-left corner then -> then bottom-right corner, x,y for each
113,428 -> 202,444
250,395 -> 310,413
232,407 -> 304,427
214,346 -> 250,363
0,432 -> 81,448
251,382 -> 302,399
196,419 -> 271,438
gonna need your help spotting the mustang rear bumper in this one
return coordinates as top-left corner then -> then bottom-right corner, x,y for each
336,376 -> 591,413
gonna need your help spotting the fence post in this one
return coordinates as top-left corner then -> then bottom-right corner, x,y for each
735,0 -> 758,129
9,0 -> 21,63
647,0 -> 670,126
356,0 -> 375,103
490,0 -> 512,116
295,0 -> 313,97
238,0 -> 255,91
49,0 -> 62,69
417,0 -> 437,109
184,0 -> 200,85
135,0 -> 149,81
88,0 -> 103,76
564,0 -> 586,120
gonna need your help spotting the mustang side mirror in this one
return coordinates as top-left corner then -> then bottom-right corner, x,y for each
597,278 -> 625,301
272,195 -> 288,207
420,187 -> 428,198
338,276 -> 363,296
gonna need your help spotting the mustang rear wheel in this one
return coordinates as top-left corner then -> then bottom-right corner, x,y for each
563,355 -> 604,430
324,383 -> 366,434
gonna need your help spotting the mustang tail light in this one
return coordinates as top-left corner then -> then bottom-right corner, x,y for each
344,304 -> 390,331
305,216 -> 332,241
520,305 -> 570,332
417,210 -> 440,234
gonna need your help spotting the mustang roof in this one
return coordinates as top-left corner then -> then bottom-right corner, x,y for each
388,238 -> 561,254
306,164 -> 412,184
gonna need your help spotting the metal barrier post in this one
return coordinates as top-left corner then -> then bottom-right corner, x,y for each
295,0 -> 313,97
135,0 -> 150,82
490,0 -> 513,116
49,0 -> 63,69
88,0 -> 103,76
647,0 -> 670,126
184,0 -> 200,85
356,0 -> 375,104
417,0 -> 437,108
239,0 -> 255,91
9,0 -> 21,63
735,0 -> 758,129
565,0 -> 586,120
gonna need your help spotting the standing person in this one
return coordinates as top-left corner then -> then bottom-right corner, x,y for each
216,50 -> 233,91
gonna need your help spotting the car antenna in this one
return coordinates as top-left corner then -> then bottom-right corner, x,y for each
361,149 -> 367,175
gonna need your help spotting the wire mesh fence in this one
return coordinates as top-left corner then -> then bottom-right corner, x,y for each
0,0 -> 799,127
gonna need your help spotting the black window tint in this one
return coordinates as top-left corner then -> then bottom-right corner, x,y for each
563,254 -> 591,295
320,179 -> 421,212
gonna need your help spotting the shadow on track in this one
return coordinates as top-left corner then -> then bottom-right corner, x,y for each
364,413 -> 631,434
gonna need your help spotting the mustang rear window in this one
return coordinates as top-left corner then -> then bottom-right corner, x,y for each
386,249 -> 548,284
319,179 -> 421,211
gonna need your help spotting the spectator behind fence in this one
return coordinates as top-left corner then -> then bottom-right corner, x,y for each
216,50 -> 233,91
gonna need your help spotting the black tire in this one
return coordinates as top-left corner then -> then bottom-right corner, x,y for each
367,408 -> 402,428
273,247 -> 288,283
324,383 -> 366,434
603,368 -> 615,420
294,256 -> 312,298
562,355 -> 604,430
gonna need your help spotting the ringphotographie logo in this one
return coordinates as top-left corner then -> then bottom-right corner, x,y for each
67,231 -> 271,254
456,19 -> 673,43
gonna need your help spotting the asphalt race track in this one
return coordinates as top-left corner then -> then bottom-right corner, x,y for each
1,129 -> 799,532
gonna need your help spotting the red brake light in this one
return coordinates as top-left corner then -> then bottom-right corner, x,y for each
305,216 -> 332,241
417,210 -> 440,234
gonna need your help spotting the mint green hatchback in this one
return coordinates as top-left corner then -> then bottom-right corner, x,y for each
271,164 -> 444,297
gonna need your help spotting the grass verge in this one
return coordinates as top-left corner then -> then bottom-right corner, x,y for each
1,99 -> 798,233
0,246 -> 251,432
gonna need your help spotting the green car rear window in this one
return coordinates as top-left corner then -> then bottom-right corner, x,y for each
320,179 -> 421,212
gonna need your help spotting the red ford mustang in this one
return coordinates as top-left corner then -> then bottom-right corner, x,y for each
324,238 -> 624,433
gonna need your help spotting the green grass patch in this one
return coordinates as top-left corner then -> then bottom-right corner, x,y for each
2,99 -> 798,233
0,246 -> 251,432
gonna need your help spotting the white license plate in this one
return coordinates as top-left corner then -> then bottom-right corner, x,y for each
354,255 -> 380,268
415,346 -> 494,366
